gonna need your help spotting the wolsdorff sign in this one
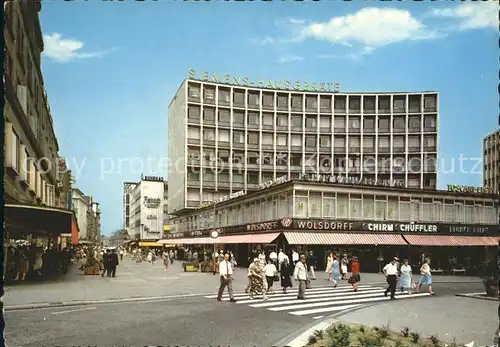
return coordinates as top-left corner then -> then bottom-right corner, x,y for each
163,218 -> 499,238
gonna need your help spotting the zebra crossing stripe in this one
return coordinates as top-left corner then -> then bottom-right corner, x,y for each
238,288 -> 384,305
249,290 -> 387,308
203,284 -> 379,300
271,292 -> 432,312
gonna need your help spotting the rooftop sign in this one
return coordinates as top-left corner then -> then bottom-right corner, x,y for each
188,69 -> 340,93
447,184 -> 497,195
298,173 -> 405,188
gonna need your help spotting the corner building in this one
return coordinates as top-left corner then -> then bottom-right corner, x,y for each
483,129 -> 500,193
162,177 -> 499,274
168,78 -> 439,215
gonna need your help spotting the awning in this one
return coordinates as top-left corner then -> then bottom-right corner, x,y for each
283,232 -> 407,245
5,203 -> 80,244
158,237 -> 215,245
404,234 -> 499,246
213,232 -> 280,244
138,241 -> 164,247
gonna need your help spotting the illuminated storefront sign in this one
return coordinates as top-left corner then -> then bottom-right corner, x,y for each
364,223 -> 438,233
188,69 -> 340,92
143,175 -> 164,182
198,190 -> 245,209
447,184 -> 497,194
259,175 -> 289,190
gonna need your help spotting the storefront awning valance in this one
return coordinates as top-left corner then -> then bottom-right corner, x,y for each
138,242 -> 164,247
158,237 -> 215,245
283,232 -> 407,245
404,234 -> 499,246
213,232 -> 280,244
5,203 -> 79,244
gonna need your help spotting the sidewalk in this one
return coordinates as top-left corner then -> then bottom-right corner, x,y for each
3,257 -> 482,309
336,295 -> 498,346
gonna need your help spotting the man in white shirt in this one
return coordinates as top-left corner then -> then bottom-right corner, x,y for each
277,249 -> 286,271
293,254 -> 308,300
217,254 -> 237,302
292,250 -> 299,265
269,250 -> 278,265
383,257 -> 399,300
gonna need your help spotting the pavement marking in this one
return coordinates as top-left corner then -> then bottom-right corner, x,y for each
207,283 -> 432,318
52,307 -> 97,315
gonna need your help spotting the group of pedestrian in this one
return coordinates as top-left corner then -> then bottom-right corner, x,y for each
383,257 -> 435,299
325,252 -> 361,291
101,248 -> 119,278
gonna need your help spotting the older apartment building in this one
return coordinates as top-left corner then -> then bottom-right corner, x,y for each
4,0 -> 63,206
168,78 -> 439,215
484,129 -> 500,193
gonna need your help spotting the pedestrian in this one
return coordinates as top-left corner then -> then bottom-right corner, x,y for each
147,251 -> 153,263
119,249 -> 124,261
102,249 -> 111,277
258,250 -> 266,267
383,257 -> 399,299
151,251 -> 156,265
280,257 -> 292,294
308,251 -> 318,280
331,255 -> 341,288
340,254 -> 349,280
269,249 -> 278,265
229,251 -> 237,268
169,250 -> 174,264
291,250 -> 299,265
109,249 -> 119,277
277,249 -> 286,271
416,258 -> 434,295
325,251 -> 333,282
263,259 -> 278,295
348,256 -> 361,292
400,259 -> 413,294
248,258 -> 267,300
293,254 -> 308,300
163,252 -> 170,272
217,253 -> 237,302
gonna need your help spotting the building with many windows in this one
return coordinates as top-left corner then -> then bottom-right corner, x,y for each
168,76 -> 439,215
71,188 -> 101,242
124,176 -> 167,241
484,129 -> 500,193
163,175 -> 499,273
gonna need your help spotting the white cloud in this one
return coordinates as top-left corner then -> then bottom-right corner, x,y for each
300,7 -> 436,47
278,55 -> 304,63
43,33 -> 116,62
259,36 -> 275,45
318,46 -> 376,60
431,2 -> 498,30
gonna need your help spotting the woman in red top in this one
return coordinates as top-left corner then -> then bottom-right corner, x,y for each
349,256 -> 361,292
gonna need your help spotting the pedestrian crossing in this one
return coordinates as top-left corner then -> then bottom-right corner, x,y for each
204,284 -> 432,317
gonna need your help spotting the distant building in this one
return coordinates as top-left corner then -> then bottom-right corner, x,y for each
123,176 -> 167,241
483,129 -> 500,193
71,188 -> 101,242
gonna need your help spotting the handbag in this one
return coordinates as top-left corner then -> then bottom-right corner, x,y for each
273,275 -> 279,282
306,279 -> 312,289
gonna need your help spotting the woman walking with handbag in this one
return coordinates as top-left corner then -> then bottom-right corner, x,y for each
264,259 -> 278,295
280,257 -> 292,294
348,256 -> 361,292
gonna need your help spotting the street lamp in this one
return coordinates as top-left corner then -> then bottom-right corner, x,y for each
212,190 -> 218,275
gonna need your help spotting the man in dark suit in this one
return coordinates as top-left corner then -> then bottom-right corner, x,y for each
109,249 -> 119,277
102,249 -> 111,277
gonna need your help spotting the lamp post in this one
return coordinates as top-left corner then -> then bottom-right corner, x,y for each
212,190 -> 218,275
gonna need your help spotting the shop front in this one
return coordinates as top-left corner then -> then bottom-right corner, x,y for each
4,203 -> 80,282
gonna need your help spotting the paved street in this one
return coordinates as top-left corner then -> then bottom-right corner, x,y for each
4,256 -> 484,308
5,297 -> 309,346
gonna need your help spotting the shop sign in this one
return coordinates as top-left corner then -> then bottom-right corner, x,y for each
144,197 -> 161,208
246,217 -> 293,232
146,215 -> 157,220
296,220 -> 356,231
446,184 -> 497,194
259,175 -> 290,190
364,222 -> 438,233
143,175 -> 164,182
440,224 -> 497,235
298,173 -> 405,188
188,69 -> 340,93
198,190 -> 245,209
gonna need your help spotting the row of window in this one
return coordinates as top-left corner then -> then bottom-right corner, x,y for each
188,84 -> 438,112
187,107 -> 438,129
175,193 -> 497,231
5,122 -> 56,206
187,128 -> 437,148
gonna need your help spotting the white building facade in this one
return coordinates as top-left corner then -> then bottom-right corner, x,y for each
167,74 -> 439,215
125,176 -> 166,241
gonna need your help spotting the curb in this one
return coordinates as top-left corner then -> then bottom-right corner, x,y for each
274,317 -> 339,347
4,292 -> 212,311
455,293 -> 499,301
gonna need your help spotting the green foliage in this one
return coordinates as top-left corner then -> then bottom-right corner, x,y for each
394,338 -> 407,347
429,335 -> 440,346
313,329 -> 323,340
359,326 -> 365,333
326,324 -> 351,347
401,327 -> 410,337
377,324 -> 390,339
358,334 -> 384,347
410,332 -> 420,343
307,334 -> 317,345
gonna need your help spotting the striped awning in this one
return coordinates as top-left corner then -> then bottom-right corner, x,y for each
404,234 -> 499,246
158,237 -> 215,245
283,232 -> 407,245
214,232 -> 280,244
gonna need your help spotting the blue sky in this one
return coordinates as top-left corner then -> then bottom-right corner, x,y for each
39,1 -> 498,235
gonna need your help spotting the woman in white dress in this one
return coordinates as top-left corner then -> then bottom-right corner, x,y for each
258,250 -> 266,268
399,259 -> 413,294
340,254 -> 349,280
325,252 -> 333,282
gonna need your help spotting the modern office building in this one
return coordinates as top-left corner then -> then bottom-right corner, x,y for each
483,129 -> 500,193
124,176 -> 167,241
168,76 -> 439,215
